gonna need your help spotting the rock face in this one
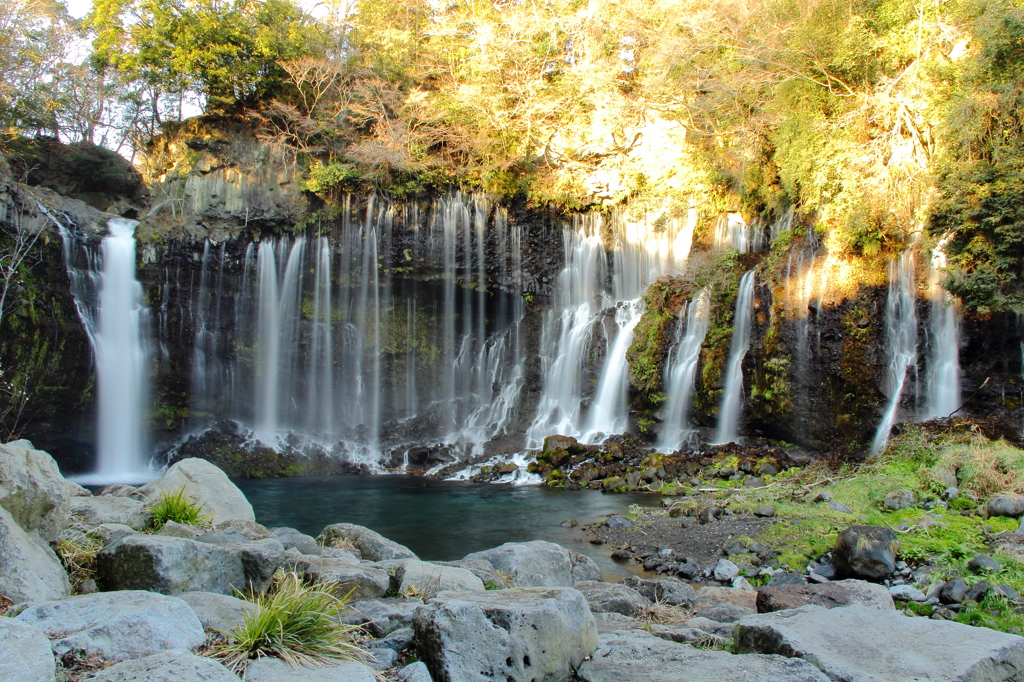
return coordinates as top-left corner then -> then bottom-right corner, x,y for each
0,440 -> 71,542
137,458 -> 255,524
70,496 -> 149,530
96,533 -> 283,595
735,604 -> 1024,681
0,505 -> 71,602
317,523 -> 417,561
574,581 -> 652,617
0,619 -> 56,682
15,590 -> 205,660
413,588 -> 598,682
831,526 -> 899,580
462,540 -> 599,587
243,657 -> 377,682
577,631 -> 830,682
756,580 -> 895,613
395,559 -> 485,599
89,650 -> 239,682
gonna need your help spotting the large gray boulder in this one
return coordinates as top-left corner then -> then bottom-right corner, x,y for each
578,631 -> 830,682
290,555 -> 390,598
0,440 -> 71,542
0,505 -> 70,602
620,576 -> 697,607
96,533 -> 282,596
756,579 -> 895,613
272,526 -> 320,555
462,540 -> 597,587
340,598 -> 423,637
89,650 -> 238,682
243,657 -> 377,682
414,588 -> 598,682
832,526 -> 899,580
735,604 -> 1024,681
178,591 -> 258,633
573,581 -> 652,618
395,559 -> 485,599
317,523 -> 417,561
14,590 -> 205,660
0,619 -> 56,682
137,458 -> 254,524
70,496 -> 149,530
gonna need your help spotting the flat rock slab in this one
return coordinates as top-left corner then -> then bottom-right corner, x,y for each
577,631 -> 830,682
414,587 -> 598,682
14,590 -> 205,660
756,580 -> 894,613
0,619 -> 56,682
244,657 -> 376,682
735,604 -> 1024,681
89,650 -> 238,682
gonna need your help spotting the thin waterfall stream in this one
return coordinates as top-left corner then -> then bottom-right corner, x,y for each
871,251 -> 918,455
715,271 -> 756,445
656,287 -> 712,452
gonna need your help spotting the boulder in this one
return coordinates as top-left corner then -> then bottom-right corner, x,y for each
754,505 -> 776,518
272,526 -> 320,555
413,587 -> 598,682
889,584 -> 927,602
0,440 -> 71,542
97,484 -> 138,497
0,619 -> 56,682
137,458 -> 254,524
768,571 -> 806,587
398,661 -> 433,682
832,526 -> 899,580
735,604 -> 1024,682
340,598 -> 423,637
93,522 -> 138,546
713,559 -> 739,582
462,540 -> 588,587
317,523 -> 417,561
376,628 -> 416,653
436,558 -> 507,588
243,657 -> 376,682
89,650 -> 238,682
178,591 -> 258,632
574,581 -> 652,617
577,631 -> 830,682
290,555 -> 390,598
695,585 -> 757,611
70,496 -> 149,530
756,580 -> 895,613
593,612 -> 647,634
395,560 -> 485,599
15,590 -> 205,660
96,533 -> 282,596
647,624 -> 714,643
883,489 -> 917,511
941,578 -> 970,604
210,519 -> 274,541
988,495 -> 1024,519
569,550 -> 603,583
0,505 -> 70,602
826,501 -> 854,513
158,520 -> 203,539
619,576 -> 697,607
968,554 -> 1002,573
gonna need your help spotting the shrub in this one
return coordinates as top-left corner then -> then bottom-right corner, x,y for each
216,572 -> 367,670
145,486 -> 213,530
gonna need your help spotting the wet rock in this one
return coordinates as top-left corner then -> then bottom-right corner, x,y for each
317,523 -> 417,561
0,619 -> 55,682
243,657 -> 376,682
968,554 -> 1001,573
413,588 -> 598,682
70,496 -> 149,530
756,579 -> 895,613
0,505 -> 70,602
89,651 -> 238,682
0,440 -> 71,542
395,559 -> 485,599
832,526 -> 899,580
883,490 -> 918,511
177,591 -> 258,633
574,581 -> 652,618
941,578 -> 969,604
15,590 -> 204,660
735,604 -> 1024,682
137,458 -> 255,524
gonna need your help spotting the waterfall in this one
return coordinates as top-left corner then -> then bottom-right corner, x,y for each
925,241 -> 962,418
871,251 -> 918,454
582,298 -> 645,443
656,287 -> 712,452
715,271 -> 756,444
58,219 -> 151,483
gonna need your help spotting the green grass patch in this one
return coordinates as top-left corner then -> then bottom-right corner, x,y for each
145,486 -> 214,530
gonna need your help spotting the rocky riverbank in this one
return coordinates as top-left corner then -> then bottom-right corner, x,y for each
4,436 -> 1024,681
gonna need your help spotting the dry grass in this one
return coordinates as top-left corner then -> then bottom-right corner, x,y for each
640,601 -> 694,625
922,436 -> 1024,498
55,534 -> 102,593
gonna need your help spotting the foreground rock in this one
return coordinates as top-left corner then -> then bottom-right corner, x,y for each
244,657 -> 377,682
462,540 -> 601,587
90,650 -> 238,682
341,598 -> 423,637
137,458 -> 255,524
735,604 -> 1024,681
577,631 -> 829,682
0,619 -> 56,682
574,581 -> 652,617
414,587 -> 598,682
756,580 -> 895,613
0,440 -> 72,542
832,526 -> 899,580
317,523 -> 417,561
289,555 -> 390,598
14,590 -> 205,660
70,496 -> 149,530
0,505 -> 71,602
395,559 -> 485,599
177,591 -> 258,632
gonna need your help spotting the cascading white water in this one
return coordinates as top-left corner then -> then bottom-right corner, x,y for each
58,219 -> 151,483
871,251 -> 918,454
715,270 -> 756,444
656,287 -> 712,452
582,298 -> 645,443
925,241 -> 962,418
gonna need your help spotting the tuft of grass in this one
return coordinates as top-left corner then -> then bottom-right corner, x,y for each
215,572 -> 368,671
56,533 -> 103,593
641,600 -> 693,625
145,486 -> 213,530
